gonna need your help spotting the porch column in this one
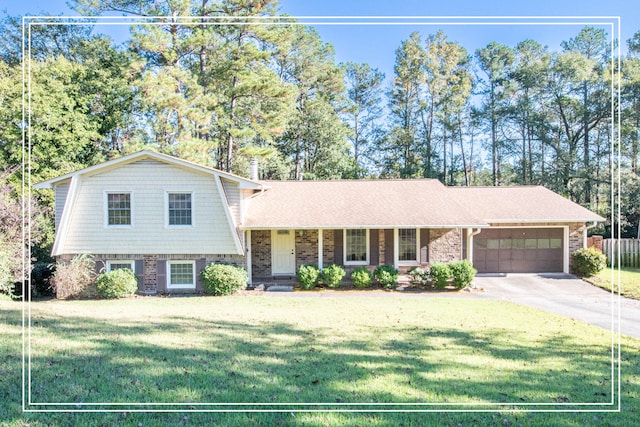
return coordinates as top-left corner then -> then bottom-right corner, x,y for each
563,226 -> 570,274
246,230 -> 252,284
318,229 -> 323,270
393,228 -> 399,270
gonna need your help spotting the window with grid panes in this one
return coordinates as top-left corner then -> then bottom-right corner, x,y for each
168,261 -> 195,288
345,229 -> 368,263
107,193 -> 131,225
168,193 -> 192,225
399,228 -> 417,262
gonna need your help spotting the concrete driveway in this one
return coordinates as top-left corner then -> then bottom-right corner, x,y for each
472,273 -> 640,338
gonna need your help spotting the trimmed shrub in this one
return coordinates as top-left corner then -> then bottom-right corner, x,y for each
51,254 -> 96,299
96,268 -> 138,299
351,267 -> 373,288
408,267 -> 429,286
321,264 -> 346,289
374,264 -> 398,289
449,260 -> 477,289
297,264 -> 320,290
572,247 -> 607,277
429,262 -> 452,289
201,263 -> 247,296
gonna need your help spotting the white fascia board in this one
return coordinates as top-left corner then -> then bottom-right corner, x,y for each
214,175 -> 244,255
51,175 -> 81,257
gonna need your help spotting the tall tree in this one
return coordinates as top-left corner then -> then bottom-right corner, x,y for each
560,26 -> 610,206
274,25 -> 348,179
476,42 -> 515,186
423,31 -> 473,184
622,30 -> 640,175
510,39 -> 551,184
386,32 -> 425,178
342,62 -> 385,177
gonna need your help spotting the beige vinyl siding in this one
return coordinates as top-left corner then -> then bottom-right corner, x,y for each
54,180 -> 71,229
61,160 -> 239,255
221,178 -> 241,226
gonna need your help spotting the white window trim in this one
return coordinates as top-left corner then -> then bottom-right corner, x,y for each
397,228 -> 420,266
344,229 -> 370,266
165,191 -> 195,228
106,260 -> 135,272
167,260 -> 196,289
104,191 -> 133,228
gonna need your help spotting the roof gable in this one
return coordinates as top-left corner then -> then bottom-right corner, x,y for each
34,150 -> 263,190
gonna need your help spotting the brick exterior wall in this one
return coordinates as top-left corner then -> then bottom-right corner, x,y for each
568,223 -> 586,269
428,228 -> 463,264
251,230 -> 271,277
248,223 -> 586,280
143,254 -> 158,293
323,230 -> 334,268
57,252 -> 245,296
296,229 -> 318,269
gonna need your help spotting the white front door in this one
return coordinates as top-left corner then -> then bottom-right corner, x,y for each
272,230 -> 296,275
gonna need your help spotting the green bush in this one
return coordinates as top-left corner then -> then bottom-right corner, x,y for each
297,264 -> 320,290
351,267 -> 373,288
429,262 -> 452,289
374,264 -> 398,289
96,268 -> 138,299
201,263 -> 247,296
448,260 -> 477,289
408,267 -> 429,286
572,247 -> 607,277
321,264 -> 346,288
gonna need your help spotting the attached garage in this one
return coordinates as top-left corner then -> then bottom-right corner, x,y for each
473,228 -> 564,273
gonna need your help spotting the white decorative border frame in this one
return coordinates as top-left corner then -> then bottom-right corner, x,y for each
22,14 -> 622,413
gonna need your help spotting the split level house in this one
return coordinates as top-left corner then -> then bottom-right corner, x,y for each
34,150 -> 604,294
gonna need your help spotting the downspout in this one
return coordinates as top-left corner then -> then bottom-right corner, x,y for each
466,228 -> 483,264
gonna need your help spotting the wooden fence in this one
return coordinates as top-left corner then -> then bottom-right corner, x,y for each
602,239 -> 640,268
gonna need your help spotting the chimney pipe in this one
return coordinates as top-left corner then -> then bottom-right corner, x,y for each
250,157 -> 259,181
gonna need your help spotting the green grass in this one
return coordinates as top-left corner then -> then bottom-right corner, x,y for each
584,267 -> 640,300
1,295 -> 638,426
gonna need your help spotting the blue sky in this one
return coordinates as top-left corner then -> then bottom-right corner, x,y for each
3,0 -> 638,83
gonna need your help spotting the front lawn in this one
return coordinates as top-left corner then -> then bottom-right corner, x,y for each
584,267 -> 640,300
1,295 -> 638,426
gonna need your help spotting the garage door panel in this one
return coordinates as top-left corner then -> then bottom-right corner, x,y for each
473,228 -> 564,273
484,261 -> 499,272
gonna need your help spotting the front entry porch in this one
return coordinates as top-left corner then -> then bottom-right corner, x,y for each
245,228 -> 464,285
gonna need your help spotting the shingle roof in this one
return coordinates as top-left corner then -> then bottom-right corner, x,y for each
243,181 -> 604,229
448,186 -> 605,223
243,179 -> 488,229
